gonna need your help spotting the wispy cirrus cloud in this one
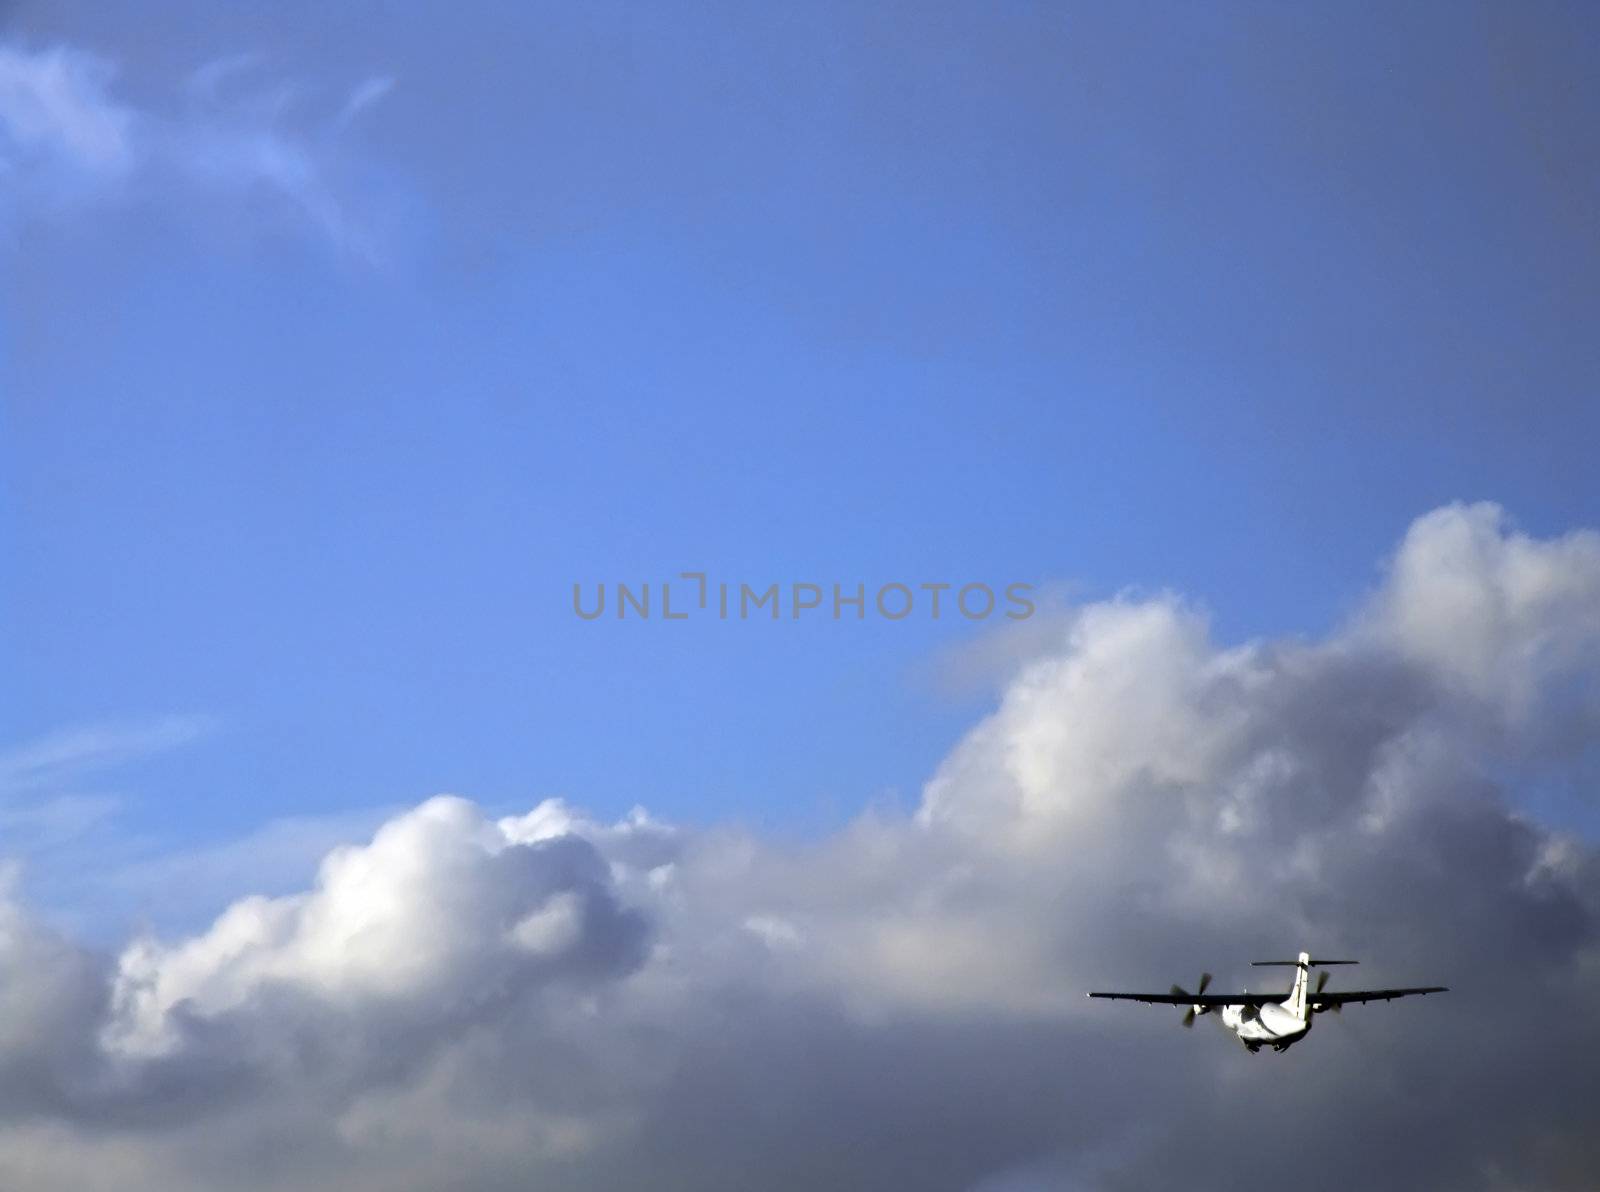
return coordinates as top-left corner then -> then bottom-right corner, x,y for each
0,39 -> 402,260
0,715 -> 397,945
0,42 -> 133,175
0,715 -> 221,937
0,714 -> 217,797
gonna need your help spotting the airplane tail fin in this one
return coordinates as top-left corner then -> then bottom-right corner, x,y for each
1249,954 -> 1358,1022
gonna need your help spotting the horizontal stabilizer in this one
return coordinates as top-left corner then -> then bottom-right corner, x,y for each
1251,958 -> 1358,967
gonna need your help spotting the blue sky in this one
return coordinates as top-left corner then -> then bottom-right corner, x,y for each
4,1 -> 1599,908
6,9 -> 1600,1192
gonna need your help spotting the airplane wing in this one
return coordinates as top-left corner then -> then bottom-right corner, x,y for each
1313,986 -> 1447,1007
1087,992 -> 1282,1007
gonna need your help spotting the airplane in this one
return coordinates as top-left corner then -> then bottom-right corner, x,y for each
1088,952 -> 1447,1052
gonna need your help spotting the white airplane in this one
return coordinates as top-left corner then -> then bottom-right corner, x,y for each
1089,952 -> 1447,1052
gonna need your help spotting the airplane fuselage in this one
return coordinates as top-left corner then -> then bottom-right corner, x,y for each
1220,1000 -> 1310,1052
1198,949 -> 1319,1052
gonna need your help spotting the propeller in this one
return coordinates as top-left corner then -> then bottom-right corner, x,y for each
1313,969 -> 1341,1014
1171,972 -> 1213,1028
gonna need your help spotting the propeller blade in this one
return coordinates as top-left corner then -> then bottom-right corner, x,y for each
1315,970 -> 1330,994
1171,981 -> 1205,1028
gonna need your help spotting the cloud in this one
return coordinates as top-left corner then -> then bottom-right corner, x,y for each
0,715 -> 216,797
1361,502 -> 1600,717
102,795 -> 651,1062
0,43 -> 132,175
336,76 -> 396,130
0,39 -> 400,259
0,716 -> 219,909
0,502 -> 1596,1189
91,805 -> 401,933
